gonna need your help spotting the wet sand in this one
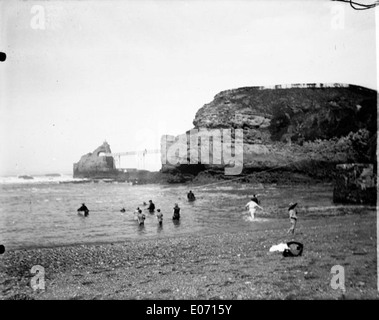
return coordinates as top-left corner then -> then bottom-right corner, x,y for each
0,210 -> 377,300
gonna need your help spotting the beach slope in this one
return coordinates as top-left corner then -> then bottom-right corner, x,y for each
0,211 -> 377,300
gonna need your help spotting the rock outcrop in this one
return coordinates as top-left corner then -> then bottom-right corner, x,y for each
73,141 -> 119,178
161,83 -> 377,183
18,175 -> 34,180
73,142 -> 166,183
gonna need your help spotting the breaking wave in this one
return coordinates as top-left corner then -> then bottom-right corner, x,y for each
0,175 -> 90,185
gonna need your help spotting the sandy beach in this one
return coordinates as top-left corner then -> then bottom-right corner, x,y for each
0,209 -> 377,300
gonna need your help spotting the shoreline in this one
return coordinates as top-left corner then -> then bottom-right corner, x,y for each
3,205 -> 376,252
0,211 -> 377,300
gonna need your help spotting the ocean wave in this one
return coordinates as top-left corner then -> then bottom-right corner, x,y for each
0,175 -> 90,185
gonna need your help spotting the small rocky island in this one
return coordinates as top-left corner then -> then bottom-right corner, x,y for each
18,175 -> 34,180
73,141 -> 118,179
73,141 -> 162,183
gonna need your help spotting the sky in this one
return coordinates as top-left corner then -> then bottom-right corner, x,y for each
0,0 -> 377,175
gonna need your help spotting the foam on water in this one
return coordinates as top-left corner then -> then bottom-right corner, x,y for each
242,216 -> 270,223
243,216 -> 254,222
0,175 -> 89,185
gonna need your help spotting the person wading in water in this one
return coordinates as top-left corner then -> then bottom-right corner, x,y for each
245,197 -> 263,220
137,209 -> 146,225
77,203 -> 89,217
172,203 -> 181,220
187,190 -> 196,202
147,200 -> 155,213
156,209 -> 163,226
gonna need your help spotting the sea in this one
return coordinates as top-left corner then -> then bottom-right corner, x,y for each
0,174 -> 335,250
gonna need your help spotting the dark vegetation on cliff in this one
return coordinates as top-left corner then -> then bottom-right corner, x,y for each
267,87 -> 376,142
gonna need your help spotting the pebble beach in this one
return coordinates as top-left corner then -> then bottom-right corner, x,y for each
1,209 -> 377,300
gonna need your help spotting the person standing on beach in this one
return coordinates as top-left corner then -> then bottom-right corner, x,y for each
172,203 -> 181,220
156,209 -> 163,226
287,202 -> 298,234
245,198 -> 263,220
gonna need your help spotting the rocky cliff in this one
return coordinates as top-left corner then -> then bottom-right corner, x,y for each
161,83 -> 377,183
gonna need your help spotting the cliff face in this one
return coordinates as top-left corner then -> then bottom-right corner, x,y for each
161,83 -> 377,181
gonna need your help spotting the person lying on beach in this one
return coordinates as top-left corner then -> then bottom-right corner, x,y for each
137,209 -> 145,225
156,209 -> 163,225
147,200 -> 155,213
172,203 -> 181,220
77,203 -> 89,217
287,202 -> 298,235
245,198 -> 263,220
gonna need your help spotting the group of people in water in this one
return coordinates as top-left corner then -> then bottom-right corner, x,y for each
78,190 -> 299,234
118,191 -> 196,226
132,201 -> 182,226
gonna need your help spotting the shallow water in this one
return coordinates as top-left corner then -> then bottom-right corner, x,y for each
0,181 -> 334,249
